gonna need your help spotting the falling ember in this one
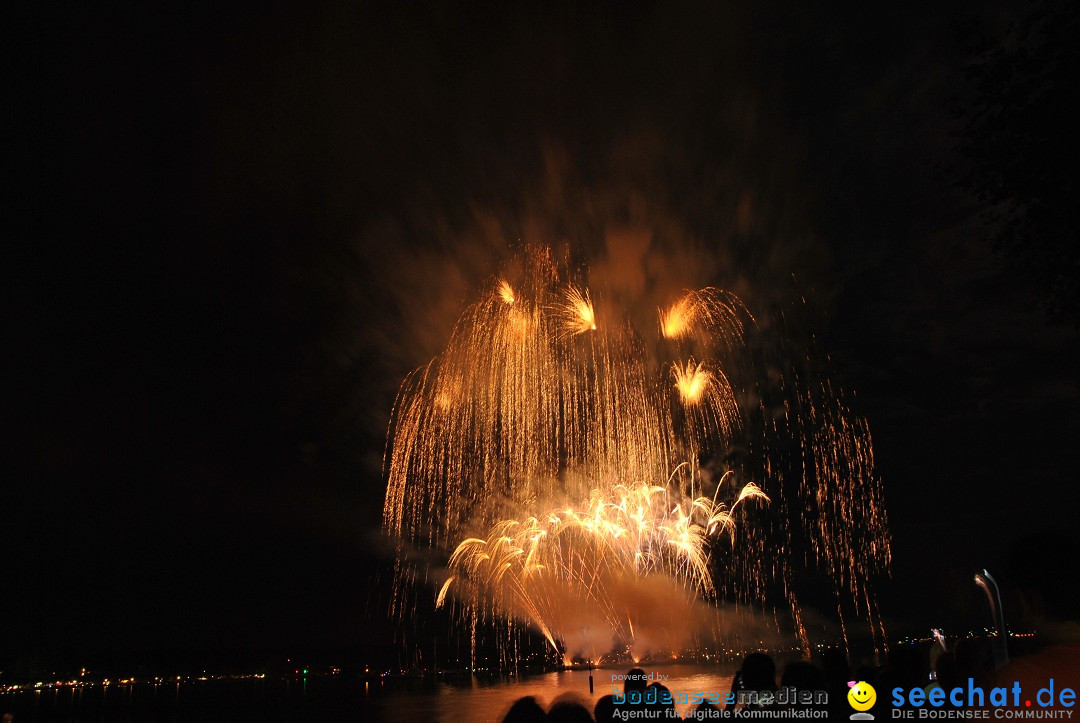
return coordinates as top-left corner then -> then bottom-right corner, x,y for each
383,245 -> 891,662
735,481 -> 769,506
435,576 -> 454,609
498,278 -> 516,305
660,296 -> 695,339
659,288 -> 752,346
561,284 -> 596,334
673,359 -> 710,405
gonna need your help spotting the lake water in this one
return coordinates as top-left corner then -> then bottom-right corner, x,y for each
370,664 -> 736,721
2,664 -> 735,721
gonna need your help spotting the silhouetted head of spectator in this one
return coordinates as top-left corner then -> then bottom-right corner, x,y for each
781,661 -> 827,694
624,667 -> 649,694
820,649 -> 851,689
888,645 -> 929,691
594,694 -> 618,722
853,665 -> 878,687
690,700 -> 721,720
646,681 -> 674,713
954,637 -> 993,685
503,695 -> 546,723
935,651 -> 960,690
739,653 -> 777,692
547,694 -> 594,723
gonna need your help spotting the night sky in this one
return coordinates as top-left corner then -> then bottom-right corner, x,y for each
17,1 -> 1080,673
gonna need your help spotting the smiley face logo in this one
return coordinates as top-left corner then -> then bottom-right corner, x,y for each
847,681 -> 877,711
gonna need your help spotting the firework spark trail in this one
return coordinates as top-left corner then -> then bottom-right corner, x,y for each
659,287 -> 751,345
435,480 -> 768,658
560,284 -> 596,335
383,245 -> 891,660
498,279 -> 516,305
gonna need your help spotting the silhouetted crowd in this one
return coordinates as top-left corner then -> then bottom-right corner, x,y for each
502,638 -> 999,722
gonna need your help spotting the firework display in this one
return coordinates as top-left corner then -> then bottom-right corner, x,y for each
383,246 -> 890,662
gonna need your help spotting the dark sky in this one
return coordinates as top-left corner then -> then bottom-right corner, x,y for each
17,1 -> 1080,671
